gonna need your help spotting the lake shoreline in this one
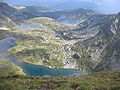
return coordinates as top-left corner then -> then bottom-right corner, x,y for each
8,51 -> 85,75
8,45 -> 84,72
0,37 -> 84,76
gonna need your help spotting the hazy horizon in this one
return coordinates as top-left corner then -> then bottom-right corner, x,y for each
0,0 -> 120,14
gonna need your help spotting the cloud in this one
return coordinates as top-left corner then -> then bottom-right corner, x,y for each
80,0 -> 120,13
80,0 -> 101,5
97,0 -> 120,13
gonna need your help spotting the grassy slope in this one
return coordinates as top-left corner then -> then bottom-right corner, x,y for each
9,17 -> 68,68
26,17 -> 67,31
0,71 -> 120,90
0,59 -> 25,77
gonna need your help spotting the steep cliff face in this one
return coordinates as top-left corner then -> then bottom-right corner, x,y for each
93,13 -> 120,72
0,14 -> 15,28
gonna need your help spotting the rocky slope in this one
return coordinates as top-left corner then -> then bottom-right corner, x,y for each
0,14 -> 15,28
59,12 -> 120,72
93,12 -> 120,72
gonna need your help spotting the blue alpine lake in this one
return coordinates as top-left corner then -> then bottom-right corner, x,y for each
57,15 -> 68,20
0,37 -> 84,77
16,23 -> 43,30
59,20 -> 79,25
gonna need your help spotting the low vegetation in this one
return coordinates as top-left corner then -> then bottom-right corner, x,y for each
9,17 -> 69,68
0,59 -> 25,77
0,71 -> 120,90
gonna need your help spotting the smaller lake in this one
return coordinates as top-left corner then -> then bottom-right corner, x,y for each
57,15 -> 67,20
59,20 -> 79,25
16,23 -> 43,30
0,37 -> 84,77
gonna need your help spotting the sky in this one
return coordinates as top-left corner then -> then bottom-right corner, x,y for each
0,0 -> 120,14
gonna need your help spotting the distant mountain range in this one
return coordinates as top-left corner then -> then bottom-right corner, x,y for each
4,0 -> 98,9
3,0 -> 120,14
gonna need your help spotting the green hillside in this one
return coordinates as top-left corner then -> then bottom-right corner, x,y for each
0,71 -> 120,90
0,59 -> 25,77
